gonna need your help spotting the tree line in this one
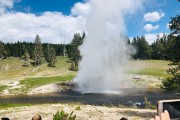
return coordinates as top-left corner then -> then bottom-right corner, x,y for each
0,39 -> 69,59
0,32 -> 179,64
0,32 -> 179,65
0,33 -> 85,68
127,33 -> 177,61
0,35 -> 66,67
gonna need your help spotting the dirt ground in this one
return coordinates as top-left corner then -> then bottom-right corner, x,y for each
0,103 -> 156,120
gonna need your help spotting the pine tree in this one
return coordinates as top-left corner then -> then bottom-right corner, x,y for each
44,44 -> 50,62
49,47 -> 56,67
0,40 -> 5,59
134,36 -> 151,59
151,35 -> 166,60
69,32 -> 85,69
132,37 -> 138,59
22,51 -> 30,67
33,34 -> 44,66
162,14 -> 180,92
48,47 -> 56,67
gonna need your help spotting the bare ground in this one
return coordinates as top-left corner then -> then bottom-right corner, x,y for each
0,103 -> 156,120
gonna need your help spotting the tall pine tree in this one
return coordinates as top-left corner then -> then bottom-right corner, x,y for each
33,34 -> 44,66
48,46 -> 56,67
69,32 -> 85,68
162,13 -> 180,92
133,36 -> 151,59
0,40 -> 5,59
22,51 -> 30,67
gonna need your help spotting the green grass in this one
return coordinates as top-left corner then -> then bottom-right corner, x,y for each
35,56 -> 72,74
20,74 -> 75,93
1,57 -> 172,79
0,57 -> 25,79
0,85 -> 8,93
0,56 -> 74,80
128,60 -> 173,78
137,69 -> 170,78
0,57 -> 40,79
0,103 -> 33,109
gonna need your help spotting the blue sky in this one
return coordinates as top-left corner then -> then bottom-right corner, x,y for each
126,0 -> 180,42
0,0 -> 179,44
13,0 -> 84,15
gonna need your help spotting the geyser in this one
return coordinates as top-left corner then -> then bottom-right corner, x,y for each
74,0 -> 143,93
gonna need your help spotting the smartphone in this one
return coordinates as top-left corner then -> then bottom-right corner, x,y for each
158,99 -> 180,120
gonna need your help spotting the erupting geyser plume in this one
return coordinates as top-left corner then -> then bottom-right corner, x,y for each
74,0 -> 143,93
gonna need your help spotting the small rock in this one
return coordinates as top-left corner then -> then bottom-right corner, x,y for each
133,75 -> 141,79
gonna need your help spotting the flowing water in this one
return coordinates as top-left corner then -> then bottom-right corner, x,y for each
0,89 -> 179,107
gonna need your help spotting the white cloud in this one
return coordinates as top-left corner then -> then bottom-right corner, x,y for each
0,0 -> 14,14
143,24 -> 159,32
145,33 -> 164,44
0,0 -> 87,44
71,2 -> 91,16
166,23 -> 171,29
144,11 -> 165,22
0,12 -> 86,43
0,0 -> 13,8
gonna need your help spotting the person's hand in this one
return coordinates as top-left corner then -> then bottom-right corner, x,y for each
150,110 -> 170,120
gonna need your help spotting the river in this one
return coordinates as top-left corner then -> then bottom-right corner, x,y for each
0,88 -> 179,107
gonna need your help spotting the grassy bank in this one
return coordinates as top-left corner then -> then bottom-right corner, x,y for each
20,75 -> 75,93
128,60 -> 172,78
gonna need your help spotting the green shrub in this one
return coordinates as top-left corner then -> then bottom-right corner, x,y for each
0,85 -> 7,93
75,106 -> 81,110
150,105 -> 157,109
144,97 -> 151,109
144,97 -> 156,109
53,110 -> 76,120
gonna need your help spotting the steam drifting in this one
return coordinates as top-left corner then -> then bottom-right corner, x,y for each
74,0 -> 143,93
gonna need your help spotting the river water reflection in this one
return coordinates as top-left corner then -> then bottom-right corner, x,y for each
0,88 -> 179,107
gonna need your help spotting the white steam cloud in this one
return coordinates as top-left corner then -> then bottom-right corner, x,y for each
74,0 -> 143,93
